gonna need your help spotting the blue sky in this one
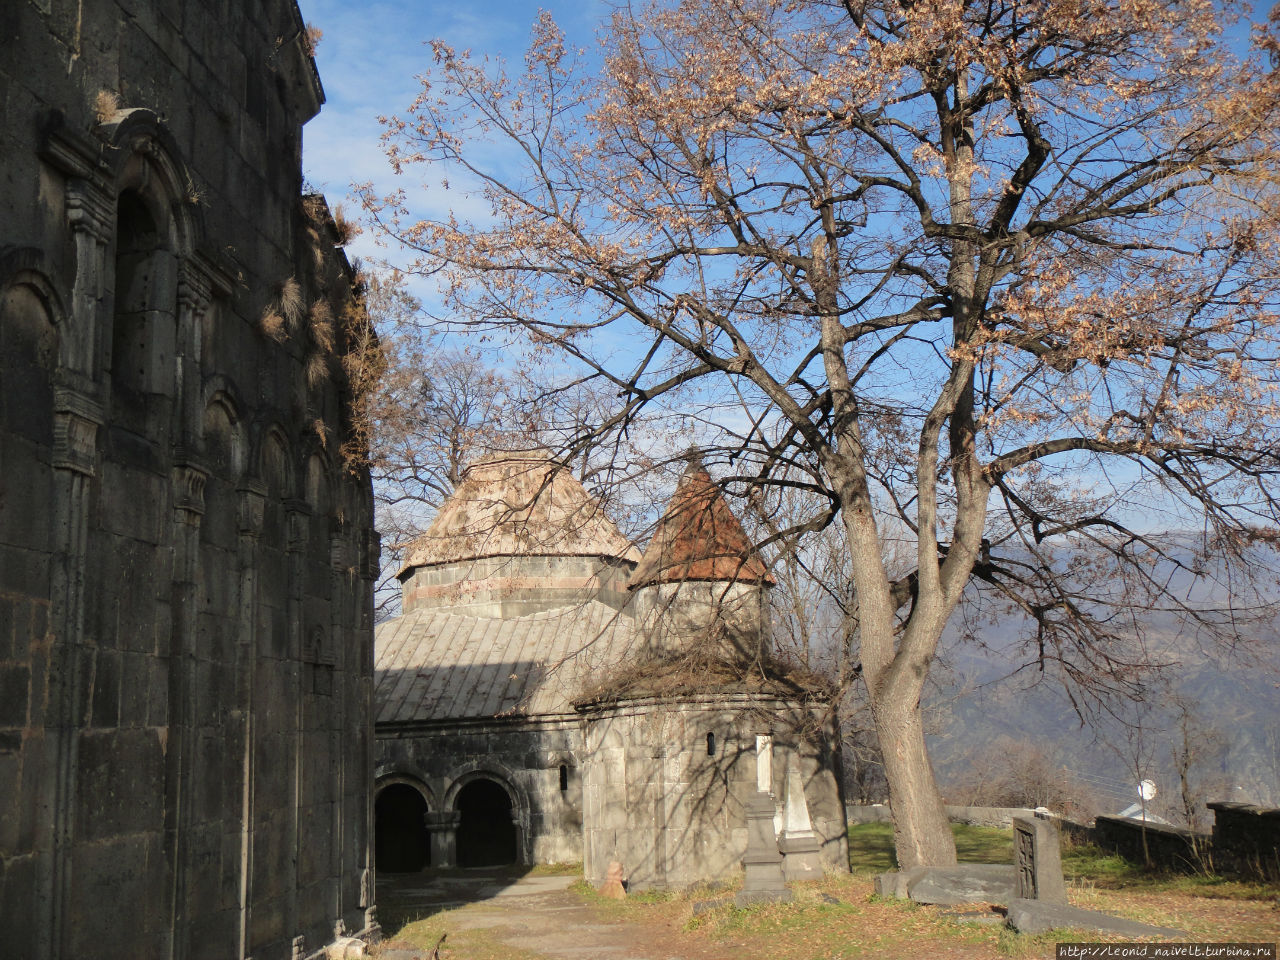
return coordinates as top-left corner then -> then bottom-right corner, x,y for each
300,0 -> 610,268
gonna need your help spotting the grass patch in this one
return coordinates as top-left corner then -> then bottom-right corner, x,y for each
1060,841 -> 1278,898
847,821 -> 1013,875
525,861 -> 582,877
376,909 -> 545,960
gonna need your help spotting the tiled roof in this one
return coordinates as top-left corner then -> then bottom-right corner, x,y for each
630,461 -> 774,588
398,451 -> 641,575
374,601 -> 636,723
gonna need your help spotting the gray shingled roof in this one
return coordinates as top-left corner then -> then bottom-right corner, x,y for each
374,601 -> 636,723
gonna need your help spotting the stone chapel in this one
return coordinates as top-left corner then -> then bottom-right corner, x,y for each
373,452 -> 849,888
1,3 -> 378,958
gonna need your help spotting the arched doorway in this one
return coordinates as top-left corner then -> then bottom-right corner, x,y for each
455,778 -> 517,867
374,783 -> 430,872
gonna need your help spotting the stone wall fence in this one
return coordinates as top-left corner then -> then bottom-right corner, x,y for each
1207,802 -> 1280,881
846,804 -> 1038,828
1092,816 -> 1208,872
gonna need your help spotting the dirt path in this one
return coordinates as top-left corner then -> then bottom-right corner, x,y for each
373,871 -> 731,960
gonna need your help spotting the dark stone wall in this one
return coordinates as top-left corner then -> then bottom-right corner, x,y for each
1207,802 -> 1280,880
1093,816 -> 1205,871
375,719 -> 586,867
0,3 -> 377,959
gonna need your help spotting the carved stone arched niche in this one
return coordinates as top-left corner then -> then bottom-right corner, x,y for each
258,427 -> 293,541
200,392 -> 245,549
306,451 -> 336,557
102,111 -> 198,439
0,261 -> 61,446
0,261 -> 62,554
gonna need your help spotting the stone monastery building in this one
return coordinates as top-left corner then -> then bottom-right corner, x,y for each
373,452 -> 849,888
1,3 -> 378,958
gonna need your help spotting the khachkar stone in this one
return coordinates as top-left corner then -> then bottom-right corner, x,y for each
1004,814 -> 1185,936
1012,815 -> 1067,903
780,753 -> 824,881
736,791 -> 792,906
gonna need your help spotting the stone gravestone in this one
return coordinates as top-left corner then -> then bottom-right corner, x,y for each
1005,813 -> 1184,935
736,791 -> 792,905
780,753 -> 824,881
1012,815 -> 1067,904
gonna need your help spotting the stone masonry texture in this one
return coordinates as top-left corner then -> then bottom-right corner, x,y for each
0,3 -> 378,958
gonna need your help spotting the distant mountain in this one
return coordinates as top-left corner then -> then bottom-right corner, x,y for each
921,541 -> 1280,816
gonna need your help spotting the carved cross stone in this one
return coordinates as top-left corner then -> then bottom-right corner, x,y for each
1012,815 -> 1067,903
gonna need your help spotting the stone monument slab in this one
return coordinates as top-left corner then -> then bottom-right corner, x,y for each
875,865 -> 1015,904
1013,815 -> 1067,903
736,791 -> 792,906
1005,898 -> 1183,937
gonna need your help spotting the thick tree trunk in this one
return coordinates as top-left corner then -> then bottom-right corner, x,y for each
871,686 -> 957,868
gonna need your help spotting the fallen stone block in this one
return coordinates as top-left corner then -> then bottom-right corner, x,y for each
908,865 -> 1016,905
1005,898 -> 1184,937
735,887 -> 794,906
691,897 -> 732,915
874,866 -> 927,899
939,908 -> 1005,925
876,865 -> 1016,905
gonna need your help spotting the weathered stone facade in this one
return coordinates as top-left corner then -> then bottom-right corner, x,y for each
374,454 -> 848,888
0,3 -> 378,958
578,695 -> 848,889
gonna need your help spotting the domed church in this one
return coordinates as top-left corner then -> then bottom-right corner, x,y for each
372,451 -> 848,888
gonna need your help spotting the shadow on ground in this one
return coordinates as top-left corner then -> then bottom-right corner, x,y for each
377,865 -> 573,936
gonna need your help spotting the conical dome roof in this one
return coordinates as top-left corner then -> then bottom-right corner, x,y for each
399,450 -> 641,574
630,460 -> 774,588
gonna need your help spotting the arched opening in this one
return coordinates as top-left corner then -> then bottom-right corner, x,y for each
110,190 -> 176,436
455,778 -> 517,868
374,783 -> 430,873
0,282 -> 57,558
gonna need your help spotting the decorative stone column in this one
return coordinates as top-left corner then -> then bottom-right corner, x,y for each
326,521 -> 351,937
358,527 -> 380,934
167,457 -> 208,960
425,811 -> 461,868
235,479 -> 266,960
175,259 -> 212,440
30,122 -> 117,960
62,179 -> 113,375
41,385 -> 104,960
284,499 -> 310,942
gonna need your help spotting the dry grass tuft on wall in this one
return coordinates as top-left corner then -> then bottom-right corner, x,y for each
260,305 -> 287,343
309,300 -> 335,353
279,277 -> 305,332
305,351 -> 330,389
331,204 -> 362,246
92,89 -> 121,124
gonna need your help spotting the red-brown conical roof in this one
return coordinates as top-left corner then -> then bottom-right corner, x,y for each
630,460 -> 774,589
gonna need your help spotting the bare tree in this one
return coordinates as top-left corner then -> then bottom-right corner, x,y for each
363,0 -> 1280,866
953,736 -> 1102,819
1167,695 -> 1232,834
